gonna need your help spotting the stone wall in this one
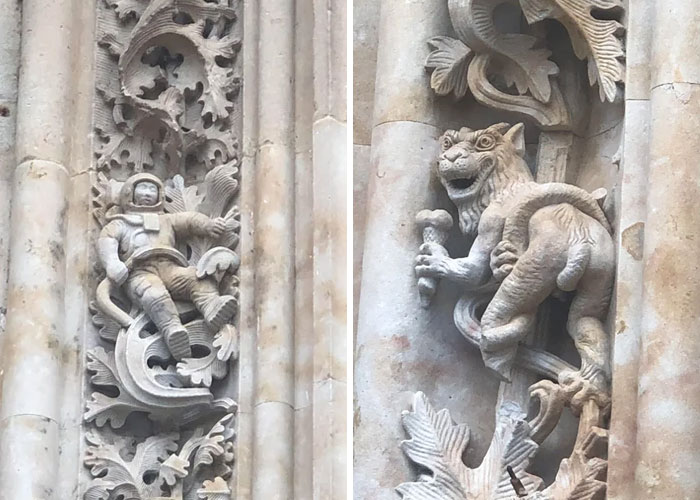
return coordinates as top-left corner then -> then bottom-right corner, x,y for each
0,1 -> 346,499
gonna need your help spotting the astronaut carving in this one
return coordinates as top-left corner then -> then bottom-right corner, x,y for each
96,173 -> 238,360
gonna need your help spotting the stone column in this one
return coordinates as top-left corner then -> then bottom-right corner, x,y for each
0,0 -> 20,335
311,1 -> 348,498
607,1 -> 651,499
633,2 -> 700,498
0,0 -> 75,498
251,1 -> 296,499
354,2 -> 499,498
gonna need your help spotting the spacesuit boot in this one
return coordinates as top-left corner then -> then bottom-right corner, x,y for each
146,293 -> 193,360
201,295 -> 237,330
192,283 -> 237,331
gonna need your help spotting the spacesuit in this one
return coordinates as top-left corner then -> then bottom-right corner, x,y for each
97,173 -> 236,360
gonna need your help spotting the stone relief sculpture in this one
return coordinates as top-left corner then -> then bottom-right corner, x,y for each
416,123 -> 614,405
84,1 -> 241,498
399,1 -> 624,498
425,0 -> 624,129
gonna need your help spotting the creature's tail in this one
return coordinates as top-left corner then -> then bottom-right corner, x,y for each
502,183 -> 611,256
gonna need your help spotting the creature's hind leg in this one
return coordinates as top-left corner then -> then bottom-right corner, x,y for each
480,249 -> 558,380
561,271 -> 613,411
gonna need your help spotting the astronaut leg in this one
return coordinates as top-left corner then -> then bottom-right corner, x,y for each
127,272 -> 192,360
165,265 -> 237,331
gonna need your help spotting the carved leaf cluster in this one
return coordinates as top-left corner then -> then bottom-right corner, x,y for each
397,393 -> 542,500
425,37 -> 473,99
427,0 -> 625,122
95,0 -> 241,178
536,454 -> 607,500
84,415 -> 235,500
84,430 -> 179,500
85,347 -> 151,428
160,415 -> 235,499
520,0 -> 625,102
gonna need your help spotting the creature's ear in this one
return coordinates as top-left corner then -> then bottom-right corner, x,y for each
503,123 -> 525,157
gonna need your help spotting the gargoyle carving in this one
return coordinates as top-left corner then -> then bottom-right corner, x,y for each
415,123 -> 614,405
405,123 -> 614,499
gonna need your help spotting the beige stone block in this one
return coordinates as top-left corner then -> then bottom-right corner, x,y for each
0,415 -> 59,500
635,83 -> 700,498
353,144 -> 371,337
625,0 -> 652,100
254,143 -> 295,407
252,401 -> 294,499
313,0 -> 347,122
353,0 -> 380,145
1,160 -> 68,421
650,3 -> 700,88
372,0 -> 454,127
293,405 -> 313,499
0,0 -> 20,100
14,0 -> 75,165
313,116 -> 347,383
607,100 -> 649,500
312,378 -> 347,500
257,2 -> 295,146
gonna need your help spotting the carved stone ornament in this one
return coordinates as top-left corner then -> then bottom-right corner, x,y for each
84,1 -> 241,498
405,122 -> 616,499
425,0 -> 625,129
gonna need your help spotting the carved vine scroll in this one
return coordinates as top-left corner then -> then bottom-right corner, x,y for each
425,0 -> 625,130
84,1 -> 241,498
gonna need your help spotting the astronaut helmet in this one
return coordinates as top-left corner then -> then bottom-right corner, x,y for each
118,173 -> 165,213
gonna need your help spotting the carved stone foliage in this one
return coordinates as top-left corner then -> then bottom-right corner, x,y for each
425,0 -> 625,129
406,122 -> 615,499
85,1 -> 241,498
95,0 -> 241,178
399,392 -> 607,500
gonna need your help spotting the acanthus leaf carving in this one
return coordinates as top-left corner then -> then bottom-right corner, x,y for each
84,430 -> 180,500
519,0 -> 625,103
425,0 -> 625,128
398,393 -> 543,500
425,36 -> 473,99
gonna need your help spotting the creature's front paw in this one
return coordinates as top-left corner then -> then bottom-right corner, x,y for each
414,242 -> 451,279
558,369 -> 610,414
414,252 -> 452,279
490,241 -> 519,281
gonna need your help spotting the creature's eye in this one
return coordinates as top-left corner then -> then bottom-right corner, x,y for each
440,135 -> 455,151
475,134 -> 496,151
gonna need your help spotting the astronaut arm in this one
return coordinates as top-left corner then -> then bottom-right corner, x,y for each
98,223 -> 129,285
170,212 -> 226,239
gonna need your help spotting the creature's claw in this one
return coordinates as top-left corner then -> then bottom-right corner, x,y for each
490,240 -> 519,281
558,369 -> 610,415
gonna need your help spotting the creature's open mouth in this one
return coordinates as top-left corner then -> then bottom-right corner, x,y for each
449,176 -> 477,191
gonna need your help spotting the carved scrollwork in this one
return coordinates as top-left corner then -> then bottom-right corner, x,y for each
425,0 -> 625,129
86,1 -> 241,498
95,0 -> 241,177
